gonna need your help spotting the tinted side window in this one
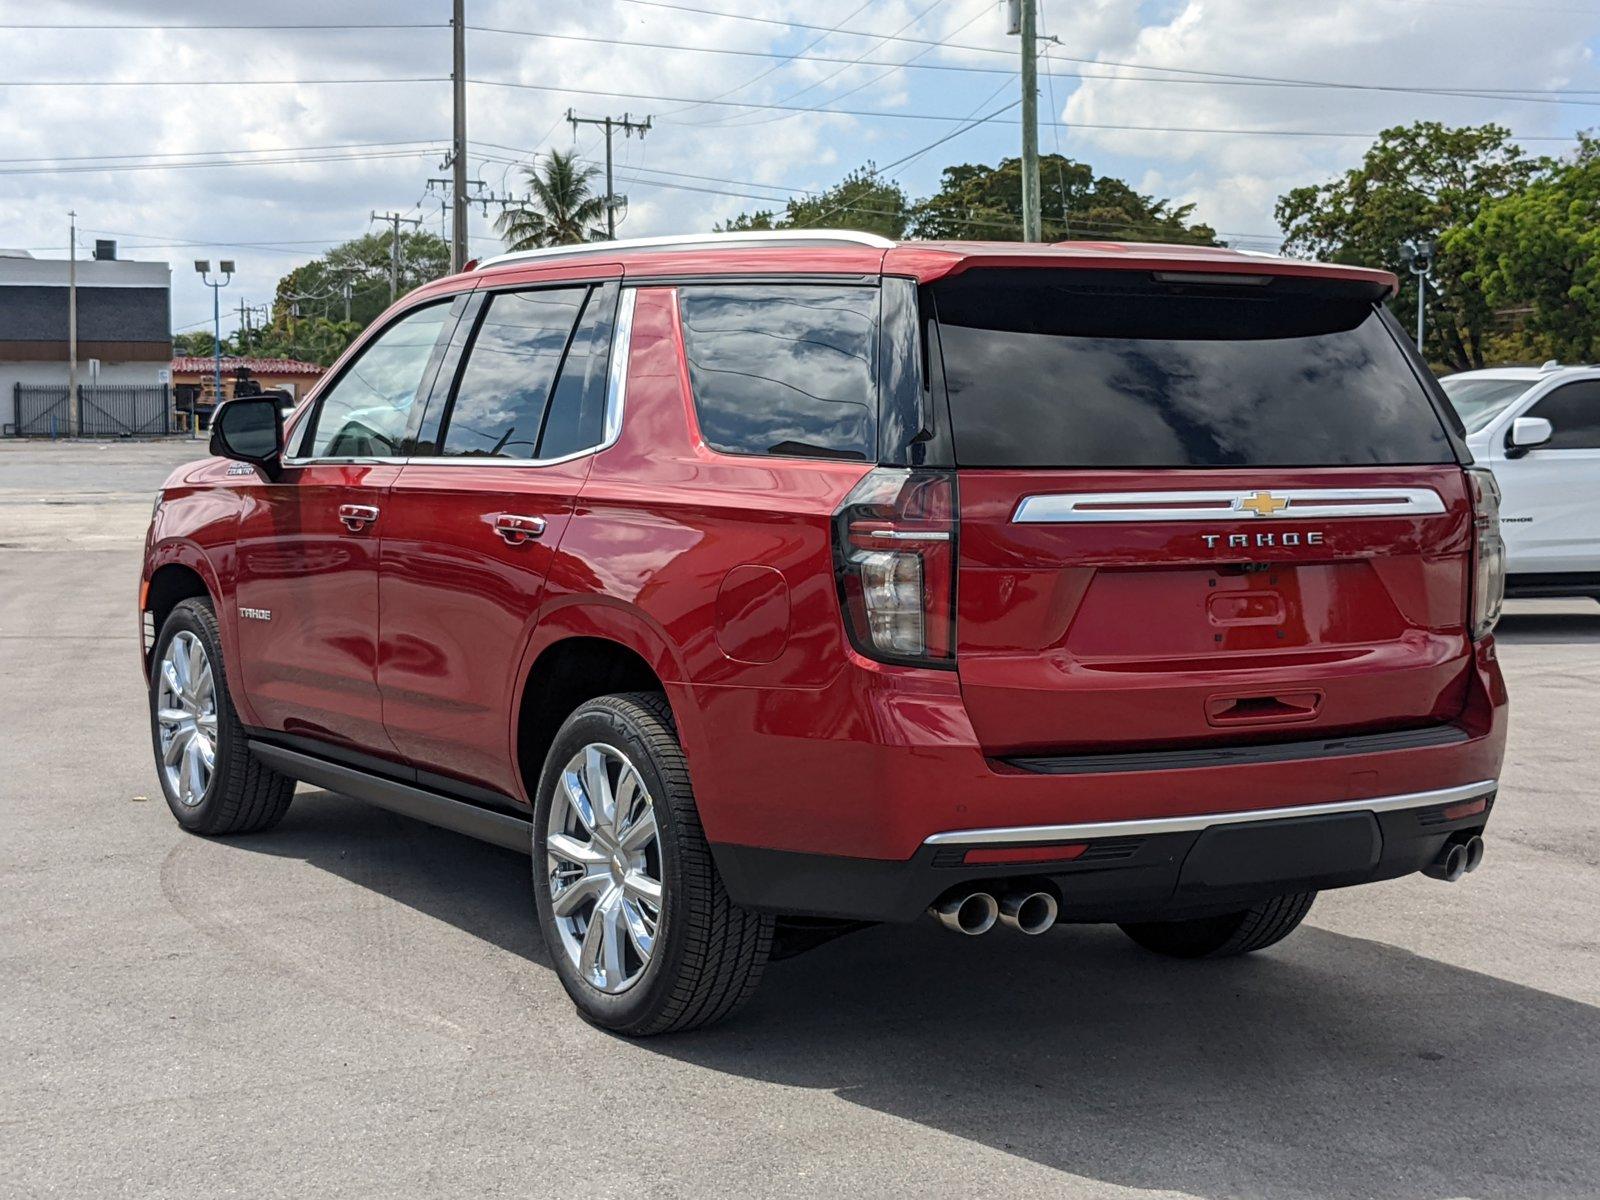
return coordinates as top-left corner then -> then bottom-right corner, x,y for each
538,283 -> 617,459
303,303 -> 450,458
1525,382 -> 1600,450
678,285 -> 877,460
438,287 -> 587,458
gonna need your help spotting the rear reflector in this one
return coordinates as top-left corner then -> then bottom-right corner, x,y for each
1441,796 -> 1489,822
963,843 -> 1088,866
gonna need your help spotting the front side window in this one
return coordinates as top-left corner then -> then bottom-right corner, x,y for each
1440,376 -> 1537,434
437,287 -> 588,458
301,303 -> 451,458
678,284 -> 878,461
1524,381 -> 1600,450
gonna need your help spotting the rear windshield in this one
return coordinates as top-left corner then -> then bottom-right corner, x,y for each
934,271 -> 1455,468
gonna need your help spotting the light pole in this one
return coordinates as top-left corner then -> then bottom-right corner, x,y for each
194,260 -> 234,439
1399,239 -> 1434,355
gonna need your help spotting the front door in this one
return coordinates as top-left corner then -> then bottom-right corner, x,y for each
234,299 -> 458,756
1494,380 -> 1600,574
378,281 -> 623,798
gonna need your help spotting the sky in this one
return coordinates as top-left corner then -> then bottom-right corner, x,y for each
1,0 -> 1596,336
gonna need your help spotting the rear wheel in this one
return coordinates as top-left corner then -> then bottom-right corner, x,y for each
1119,892 -> 1315,959
148,597 -> 295,835
532,693 -> 773,1035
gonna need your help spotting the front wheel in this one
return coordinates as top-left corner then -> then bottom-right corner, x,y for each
1119,892 -> 1316,959
532,693 -> 773,1035
148,597 -> 295,835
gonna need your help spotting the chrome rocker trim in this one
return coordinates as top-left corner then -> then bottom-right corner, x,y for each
1012,487 -> 1447,524
922,779 -> 1497,846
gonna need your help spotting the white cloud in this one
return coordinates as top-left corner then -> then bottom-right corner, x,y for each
1,0 -> 1594,330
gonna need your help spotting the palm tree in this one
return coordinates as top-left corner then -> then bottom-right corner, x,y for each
495,150 -> 610,249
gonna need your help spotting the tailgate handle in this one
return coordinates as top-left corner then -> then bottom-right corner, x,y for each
1206,691 -> 1323,727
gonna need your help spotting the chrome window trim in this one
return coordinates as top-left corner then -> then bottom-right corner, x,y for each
922,779 -> 1497,846
281,286 -> 637,471
1012,487 -> 1447,524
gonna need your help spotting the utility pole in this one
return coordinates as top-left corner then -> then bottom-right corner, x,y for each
565,109 -> 652,239
67,211 -> 78,436
1007,0 -> 1042,242
236,298 -> 252,355
1400,239 -> 1435,355
194,260 -> 233,439
450,0 -> 469,271
371,210 -> 422,304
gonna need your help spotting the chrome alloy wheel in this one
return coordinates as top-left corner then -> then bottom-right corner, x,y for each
546,744 -> 664,995
155,630 -> 218,807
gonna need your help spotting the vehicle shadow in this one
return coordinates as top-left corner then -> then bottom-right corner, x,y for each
239,789 -> 1600,1199
1495,603 -> 1600,645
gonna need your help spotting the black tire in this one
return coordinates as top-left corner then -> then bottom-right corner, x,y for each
148,597 -> 295,836
532,693 -> 773,1036
1119,892 -> 1316,959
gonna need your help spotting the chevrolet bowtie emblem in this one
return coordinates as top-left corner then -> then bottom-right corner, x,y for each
1237,491 -> 1289,517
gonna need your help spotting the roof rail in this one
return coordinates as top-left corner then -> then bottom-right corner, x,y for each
474,229 -> 896,270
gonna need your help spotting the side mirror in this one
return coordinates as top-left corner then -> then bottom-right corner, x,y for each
209,396 -> 284,479
1505,415 -> 1553,459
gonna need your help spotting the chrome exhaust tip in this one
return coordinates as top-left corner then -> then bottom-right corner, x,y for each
931,891 -> 999,936
998,890 -> 1059,935
1463,835 -> 1485,874
1424,841 -> 1468,883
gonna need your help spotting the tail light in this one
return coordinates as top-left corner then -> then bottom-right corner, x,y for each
833,468 -> 957,668
1466,467 -> 1504,640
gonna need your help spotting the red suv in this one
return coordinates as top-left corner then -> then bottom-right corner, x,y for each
140,231 -> 1507,1034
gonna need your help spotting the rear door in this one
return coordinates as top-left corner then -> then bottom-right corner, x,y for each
931,268 -> 1474,756
377,279 -> 624,798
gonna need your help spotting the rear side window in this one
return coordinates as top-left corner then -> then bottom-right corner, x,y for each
438,287 -> 587,459
934,271 -> 1455,468
1524,381 -> 1600,449
538,284 -> 618,460
679,284 -> 877,461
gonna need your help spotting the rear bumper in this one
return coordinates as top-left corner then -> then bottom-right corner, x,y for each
713,780 -> 1498,923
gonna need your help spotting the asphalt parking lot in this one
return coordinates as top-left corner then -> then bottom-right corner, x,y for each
3,437 -> 1598,1199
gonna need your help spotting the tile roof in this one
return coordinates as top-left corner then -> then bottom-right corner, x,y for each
170,355 -> 325,375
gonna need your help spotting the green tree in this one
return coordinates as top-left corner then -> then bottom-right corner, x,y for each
1276,122 -> 1544,370
910,154 -> 1217,245
496,150 -> 609,249
253,229 -> 449,365
1448,134 -> 1600,363
718,165 -> 911,238
173,330 -> 229,357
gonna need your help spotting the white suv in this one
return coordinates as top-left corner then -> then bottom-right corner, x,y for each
1441,363 -> 1600,604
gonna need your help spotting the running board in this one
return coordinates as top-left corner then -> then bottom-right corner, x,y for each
248,741 -> 532,853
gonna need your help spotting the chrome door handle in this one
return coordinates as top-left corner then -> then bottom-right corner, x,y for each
493,514 -> 547,545
339,503 -> 380,532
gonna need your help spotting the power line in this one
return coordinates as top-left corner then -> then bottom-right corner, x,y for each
0,77 -> 443,88
649,0 -> 878,121
0,139 -> 441,166
0,21 -> 445,29
469,144 -> 1282,243
465,79 -> 1586,140
0,148 -> 445,177
466,20 -> 1600,100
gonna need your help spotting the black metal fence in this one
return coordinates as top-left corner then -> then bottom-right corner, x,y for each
9,383 -> 172,437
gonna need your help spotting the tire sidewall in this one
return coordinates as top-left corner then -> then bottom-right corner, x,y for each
532,701 -> 690,1030
148,600 -> 231,831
